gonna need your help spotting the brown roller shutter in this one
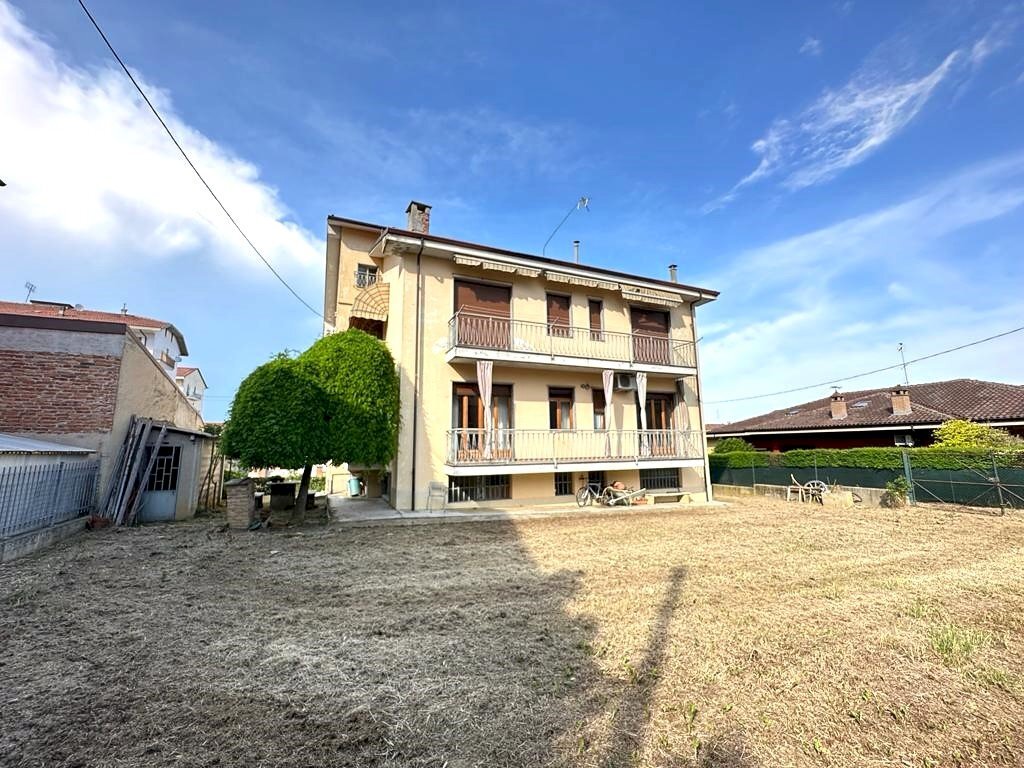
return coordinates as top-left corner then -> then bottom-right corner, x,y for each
455,280 -> 511,317
630,307 -> 670,364
547,293 -> 571,337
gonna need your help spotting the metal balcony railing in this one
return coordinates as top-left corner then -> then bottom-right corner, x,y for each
354,270 -> 379,289
446,311 -> 696,368
445,428 -> 703,466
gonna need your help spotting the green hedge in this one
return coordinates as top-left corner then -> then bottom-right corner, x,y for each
709,448 -> 1024,472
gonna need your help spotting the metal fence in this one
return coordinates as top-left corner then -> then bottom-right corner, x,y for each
710,450 -> 1024,514
0,460 -> 99,539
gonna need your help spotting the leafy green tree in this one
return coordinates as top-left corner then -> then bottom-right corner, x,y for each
299,329 -> 400,467
220,356 -> 338,508
931,419 -> 1024,450
713,436 -> 756,453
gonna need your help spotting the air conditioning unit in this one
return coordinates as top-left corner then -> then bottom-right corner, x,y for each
614,372 -> 636,391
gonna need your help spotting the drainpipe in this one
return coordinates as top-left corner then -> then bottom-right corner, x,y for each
409,237 -> 426,510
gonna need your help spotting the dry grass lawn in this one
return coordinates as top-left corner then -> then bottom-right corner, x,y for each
1,497 -> 1022,767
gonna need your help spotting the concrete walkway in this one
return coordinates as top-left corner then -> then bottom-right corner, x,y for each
327,493 -> 728,527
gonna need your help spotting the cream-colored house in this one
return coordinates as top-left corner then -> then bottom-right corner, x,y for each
324,202 -> 719,511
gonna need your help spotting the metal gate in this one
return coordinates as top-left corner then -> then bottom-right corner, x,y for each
138,446 -> 180,522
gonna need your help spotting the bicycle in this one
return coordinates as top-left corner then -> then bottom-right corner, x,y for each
576,482 -> 601,507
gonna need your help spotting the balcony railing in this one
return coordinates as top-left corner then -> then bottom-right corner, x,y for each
446,428 -> 703,466
354,270 -> 379,289
447,311 -> 696,368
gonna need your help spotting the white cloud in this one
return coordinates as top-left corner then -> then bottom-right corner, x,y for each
705,25 -> 1013,211
699,153 -> 1024,421
0,2 -> 321,273
800,37 -> 823,56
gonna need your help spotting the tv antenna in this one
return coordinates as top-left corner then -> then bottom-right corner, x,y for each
24,281 -> 36,302
897,342 -> 910,386
542,196 -> 590,256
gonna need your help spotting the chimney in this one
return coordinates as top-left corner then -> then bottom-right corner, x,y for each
668,264 -> 678,283
830,392 -> 847,420
891,387 -> 912,416
573,240 -> 580,263
405,201 -> 431,233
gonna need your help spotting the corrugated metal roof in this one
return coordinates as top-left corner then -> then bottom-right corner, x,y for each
0,434 -> 95,454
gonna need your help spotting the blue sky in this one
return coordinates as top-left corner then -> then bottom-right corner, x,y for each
1,0 -> 1022,423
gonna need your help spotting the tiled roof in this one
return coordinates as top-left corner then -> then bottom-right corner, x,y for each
0,300 -> 188,355
176,366 -> 198,377
0,301 -> 169,329
709,379 -> 1024,435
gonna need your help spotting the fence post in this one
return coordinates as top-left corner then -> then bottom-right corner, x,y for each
901,449 -> 916,506
991,452 -> 1005,515
48,462 -> 66,527
751,455 -> 756,488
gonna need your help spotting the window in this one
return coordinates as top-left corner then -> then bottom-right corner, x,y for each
630,307 -> 670,364
546,293 -> 572,337
452,383 -> 513,460
448,475 -> 511,503
588,299 -> 603,341
644,393 -> 674,430
640,467 -> 679,491
355,263 -> 379,288
146,446 -> 180,492
454,280 -> 511,349
554,472 -> 573,496
549,387 -> 574,429
593,388 -> 606,430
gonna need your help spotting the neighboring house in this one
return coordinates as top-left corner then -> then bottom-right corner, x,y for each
0,304 -> 213,522
0,300 -> 188,378
324,201 -> 719,510
709,379 -> 1024,451
175,366 -> 207,414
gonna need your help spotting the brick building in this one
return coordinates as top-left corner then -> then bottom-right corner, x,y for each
0,305 -> 213,521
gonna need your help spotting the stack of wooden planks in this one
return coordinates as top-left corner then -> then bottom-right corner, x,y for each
98,416 -> 168,525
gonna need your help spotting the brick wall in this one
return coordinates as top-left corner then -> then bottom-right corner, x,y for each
0,349 -> 121,433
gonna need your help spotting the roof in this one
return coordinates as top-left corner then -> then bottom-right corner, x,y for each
175,366 -> 208,388
0,301 -> 188,355
327,215 -> 719,300
0,434 -> 94,455
709,379 -> 1024,436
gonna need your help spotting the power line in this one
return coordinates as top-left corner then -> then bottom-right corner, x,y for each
706,324 -> 1024,405
76,0 -> 322,319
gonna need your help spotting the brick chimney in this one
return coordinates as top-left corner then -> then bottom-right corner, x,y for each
405,201 -> 431,233
830,392 -> 847,420
891,387 -> 912,416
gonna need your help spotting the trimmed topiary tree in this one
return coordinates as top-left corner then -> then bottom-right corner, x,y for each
713,436 -> 756,453
299,329 -> 400,467
220,355 -> 338,510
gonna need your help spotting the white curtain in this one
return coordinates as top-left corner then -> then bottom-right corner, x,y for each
602,369 -> 615,431
636,371 -> 649,456
477,360 -> 493,458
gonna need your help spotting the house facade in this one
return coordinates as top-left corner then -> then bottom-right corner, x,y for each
175,366 -> 207,414
0,304 -> 212,521
324,202 -> 719,510
709,379 -> 1024,451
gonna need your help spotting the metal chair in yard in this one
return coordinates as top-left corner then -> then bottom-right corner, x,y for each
426,481 -> 448,513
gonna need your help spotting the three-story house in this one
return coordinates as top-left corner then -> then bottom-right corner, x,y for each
323,202 -> 719,511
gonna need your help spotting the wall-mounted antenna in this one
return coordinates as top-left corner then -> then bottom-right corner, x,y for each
542,196 -> 589,256
24,281 -> 36,302
897,342 -> 910,386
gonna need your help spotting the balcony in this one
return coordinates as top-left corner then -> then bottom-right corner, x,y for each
446,312 -> 696,373
354,269 -> 379,289
445,428 -> 704,474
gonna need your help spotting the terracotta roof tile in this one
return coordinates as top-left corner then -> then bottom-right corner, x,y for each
710,379 -> 1024,435
0,301 -> 169,329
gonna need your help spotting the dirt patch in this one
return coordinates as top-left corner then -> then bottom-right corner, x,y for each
1,498 -> 1022,766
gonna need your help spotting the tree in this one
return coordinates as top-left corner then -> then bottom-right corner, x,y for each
931,419 -> 1024,451
713,436 -> 756,453
299,329 -> 400,467
220,356 -> 338,509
